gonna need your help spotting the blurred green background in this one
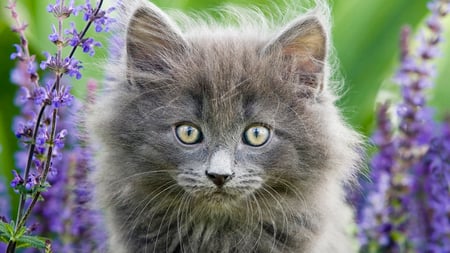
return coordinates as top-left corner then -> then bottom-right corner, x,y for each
0,0 -> 449,215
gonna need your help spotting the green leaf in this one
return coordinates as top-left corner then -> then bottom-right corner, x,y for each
0,220 -> 14,238
390,230 -> 407,245
15,225 -> 27,239
16,235 -> 48,249
333,0 -> 430,135
0,235 -> 10,244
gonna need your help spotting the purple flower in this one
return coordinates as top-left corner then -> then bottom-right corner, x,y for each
14,120 -> 34,140
82,37 -> 102,56
93,7 -> 116,32
47,0 -> 75,18
410,120 -> 450,252
65,22 -> 81,47
11,170 -> 24,189
36,127 -> 49,147
54,129 -> 68,149
64,57 -> 82,79
10,44 -> 24,60
25,173 -> 39,191
52,85 -> 74,108
31,86 -> 47,105
77,1 -> 116,32
7,1 -> 111,252
40,51 -> 55,70
358,103 -> 397,249
358,0 -> 450,252
27,60 -> 37,76
48,24 -> 59,43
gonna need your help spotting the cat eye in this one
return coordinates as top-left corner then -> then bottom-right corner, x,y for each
243,124 -> 271,147
175,123 -> 203,145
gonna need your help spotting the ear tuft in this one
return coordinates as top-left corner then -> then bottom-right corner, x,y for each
126,5 -> 187,82
264,15 -> 327,91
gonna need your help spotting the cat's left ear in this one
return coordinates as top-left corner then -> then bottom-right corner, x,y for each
263,15 -> 327,92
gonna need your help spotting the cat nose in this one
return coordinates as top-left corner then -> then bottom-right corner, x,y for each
205,171 -> 233,188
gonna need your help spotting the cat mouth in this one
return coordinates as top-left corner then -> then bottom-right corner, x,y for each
195,188 -> 241,203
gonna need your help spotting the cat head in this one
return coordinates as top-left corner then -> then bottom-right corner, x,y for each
96,1 -> 361,212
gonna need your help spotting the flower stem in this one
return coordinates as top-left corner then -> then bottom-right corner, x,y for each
6,0 -> 106,252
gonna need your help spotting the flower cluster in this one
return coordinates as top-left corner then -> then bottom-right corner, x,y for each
357,0 -> 450,252
410,119 -> 450,252
2,0 -> 114,252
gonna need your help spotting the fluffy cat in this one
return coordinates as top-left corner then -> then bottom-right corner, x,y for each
86,0 -> 363,252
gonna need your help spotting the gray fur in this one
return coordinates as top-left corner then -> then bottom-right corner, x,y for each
86,0 -> 363,252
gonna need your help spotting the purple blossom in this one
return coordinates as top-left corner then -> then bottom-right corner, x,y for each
10,44 -> 24,60
410,120 -> 450,252
40,51 -> 55,70
358,103 -> 397,249
6,0 -> 112,252
77,0 -> 116,32
27,61 -> 37,76
64,57 -> 82,79
40,53 -> 83,79
14,120 -> 34,140
10,61 -> 34,90
25,173 -> 39,191
93,7 -> 116,32
65,22 -> 81,47
48,24 -> 60,43
31,86 -> 47,105
11,170 -> 24,189
54,129 -> 68,149
358,0 -> 450,252
82,37 -> 102,56
52,85 -> 74,108
47,0 -> 75,18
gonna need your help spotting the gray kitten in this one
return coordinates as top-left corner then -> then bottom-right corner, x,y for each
87,0 -> 363,252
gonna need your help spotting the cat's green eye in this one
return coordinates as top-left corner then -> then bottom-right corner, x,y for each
175,123 -> 203,145
243,124 -> 271,147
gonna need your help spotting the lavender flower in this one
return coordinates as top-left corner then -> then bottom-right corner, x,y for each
358,103 -> 397,248
358,0 -> 450,252
410,119 -> 450,252
4,0 -> 114,251
47,0 -> 76,18
10,170 -> 24,190
78,0 -> 116,32
81,37 -> 102,56
48,25 -> 60,44
10,44 -> 24,60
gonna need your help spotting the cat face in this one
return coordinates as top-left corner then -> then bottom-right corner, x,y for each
95,2 -> 359,217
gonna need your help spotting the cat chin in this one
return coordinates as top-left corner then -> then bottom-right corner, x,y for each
187,187 -> 250,211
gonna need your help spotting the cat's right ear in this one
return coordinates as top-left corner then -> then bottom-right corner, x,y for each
126,4 -> 187,83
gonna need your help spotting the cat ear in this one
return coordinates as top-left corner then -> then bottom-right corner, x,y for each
264,15 -> 327,91
126,4 -> 187,81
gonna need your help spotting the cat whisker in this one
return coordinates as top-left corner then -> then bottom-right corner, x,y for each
249,193 -> 264,252
125,182 -> 179,251
148,187 -> 186,253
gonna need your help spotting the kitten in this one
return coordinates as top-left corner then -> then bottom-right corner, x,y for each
87,0 -> 363,252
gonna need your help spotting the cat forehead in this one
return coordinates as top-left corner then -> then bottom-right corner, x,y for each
173,36 -> 284,91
